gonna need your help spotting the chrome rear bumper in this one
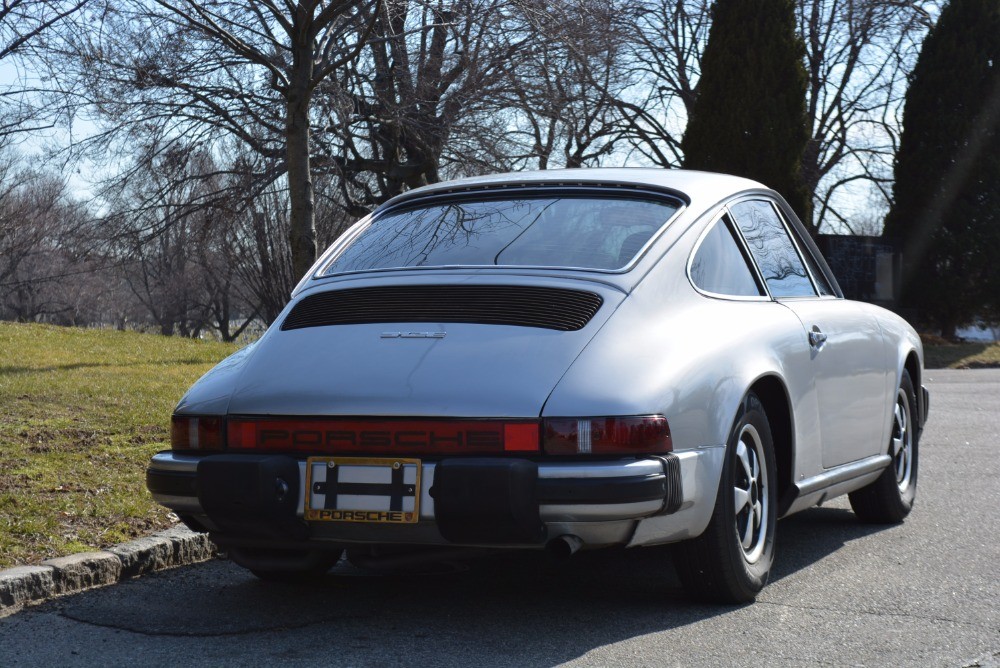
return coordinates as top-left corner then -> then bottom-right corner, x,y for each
147,452 -> 681,527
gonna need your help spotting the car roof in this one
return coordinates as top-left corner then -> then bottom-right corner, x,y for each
380,168 -> 769,212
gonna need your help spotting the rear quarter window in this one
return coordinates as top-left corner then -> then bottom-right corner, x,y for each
690,216 -> 764,297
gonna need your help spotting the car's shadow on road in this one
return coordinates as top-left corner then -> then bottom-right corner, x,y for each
54,506 -> 893,665
770,505 -> 893,582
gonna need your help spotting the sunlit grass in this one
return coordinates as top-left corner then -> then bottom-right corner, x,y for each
923,342 -> 1000,369
0,322 -> 237,567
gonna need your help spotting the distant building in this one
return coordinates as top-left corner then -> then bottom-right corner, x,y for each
815,235 -> 900,309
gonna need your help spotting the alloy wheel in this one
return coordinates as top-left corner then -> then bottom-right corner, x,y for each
733,424 -> 769,564
892,387 -> 913,493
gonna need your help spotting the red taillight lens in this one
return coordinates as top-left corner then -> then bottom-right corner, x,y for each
226,418 -> 540,454
542,416 -> 671,455
170,415 -> 224,451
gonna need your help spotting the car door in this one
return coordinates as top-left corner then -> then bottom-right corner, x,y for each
728,199 -> 888,468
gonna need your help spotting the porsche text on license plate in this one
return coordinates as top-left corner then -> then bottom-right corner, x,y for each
304,457 -> 421,523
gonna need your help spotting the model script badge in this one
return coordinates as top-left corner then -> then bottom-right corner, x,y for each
380,332 -> 447,339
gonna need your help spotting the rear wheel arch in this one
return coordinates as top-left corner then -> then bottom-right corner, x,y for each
904,351 -> 920,387
904,350 -> 923,425
748,375 -> 793,516
673,387 -> 778,602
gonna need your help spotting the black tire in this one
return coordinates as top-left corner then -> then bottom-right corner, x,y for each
849,369 -> 919,523
673,392 -> 778,603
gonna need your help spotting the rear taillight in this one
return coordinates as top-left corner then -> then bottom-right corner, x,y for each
170,415 -> 224,451
542,416 -> 671,455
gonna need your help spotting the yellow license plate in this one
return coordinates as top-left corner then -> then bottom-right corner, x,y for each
304,457 -> 421,523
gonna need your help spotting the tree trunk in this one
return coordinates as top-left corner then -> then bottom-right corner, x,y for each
286,49 -> 317,283
799,137 -> 821,234
940,319 -> 958,342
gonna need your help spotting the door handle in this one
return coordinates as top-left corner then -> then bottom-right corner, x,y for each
808,326 -> 827,348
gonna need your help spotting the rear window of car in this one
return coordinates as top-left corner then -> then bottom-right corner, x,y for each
321,194 -> 681,274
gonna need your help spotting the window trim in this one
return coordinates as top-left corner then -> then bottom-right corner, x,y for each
686,209 -> 771,302
726,196 -> 827,301
765,201 -> 838,298
316,186 -> 688,279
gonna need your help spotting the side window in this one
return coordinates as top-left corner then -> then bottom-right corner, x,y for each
690,216 -> 764,297
729,200 -> 816,298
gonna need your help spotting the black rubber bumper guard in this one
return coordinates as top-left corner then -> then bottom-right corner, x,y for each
146,453 -> 683,546
921,385 -> 930,428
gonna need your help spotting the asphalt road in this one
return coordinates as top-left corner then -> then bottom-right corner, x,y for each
1,369 -> 998,667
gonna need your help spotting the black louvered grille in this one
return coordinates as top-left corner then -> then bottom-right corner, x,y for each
282,285 -> 603,332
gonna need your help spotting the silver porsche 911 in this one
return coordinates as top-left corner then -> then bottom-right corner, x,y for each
147,169 -> 928,602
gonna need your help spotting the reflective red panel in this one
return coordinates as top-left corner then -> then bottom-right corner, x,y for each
504,423 -> 541,452
226,418 -> 540,454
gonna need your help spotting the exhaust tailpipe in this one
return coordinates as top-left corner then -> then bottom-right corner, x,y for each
546,535 -> 584,559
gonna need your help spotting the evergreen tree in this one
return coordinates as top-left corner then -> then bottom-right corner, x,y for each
884,0 -> 1000,339
681,0 -> 810,225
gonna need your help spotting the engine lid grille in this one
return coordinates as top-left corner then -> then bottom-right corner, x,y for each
281,285 -> 603,332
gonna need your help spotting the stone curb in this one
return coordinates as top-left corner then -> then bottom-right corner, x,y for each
0,526 -> 217,618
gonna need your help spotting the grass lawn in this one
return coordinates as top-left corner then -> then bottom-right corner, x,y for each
0,322 -> 237,568
923,342 -> 1000,369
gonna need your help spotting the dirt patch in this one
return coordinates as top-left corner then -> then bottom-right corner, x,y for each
15,427 -> 111,449
959,359 -> 1000,369
0,473 -> 33,491
128,424 -> 167,445
920,332 -> 952,346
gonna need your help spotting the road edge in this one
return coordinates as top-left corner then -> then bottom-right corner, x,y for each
0,526 -> 216,618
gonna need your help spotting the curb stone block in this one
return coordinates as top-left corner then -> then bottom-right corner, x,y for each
1,526 -> 218,617
109,526 -> 216,579
109,534 -> 176,579
42,552 -> 123,595
0,566 -> 55,610
166,527 -> 217,567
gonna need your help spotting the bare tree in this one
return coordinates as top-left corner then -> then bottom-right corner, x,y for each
216,156 -> 356,324
0,153 -> 43,289
193,212 -> 261,342
616,0 -> 711,167
103,146 -> 213,336
6,0 -> 937,340
228,179 -> 298,323
45,0 -> 380,282
798,0 -> 934,232
500,0 -> 630,170
619,0 -> 933,233
315,0 -> 525,212
0,0 -> 86,140
0,152 -> 98,323
0,0 -> 85,61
